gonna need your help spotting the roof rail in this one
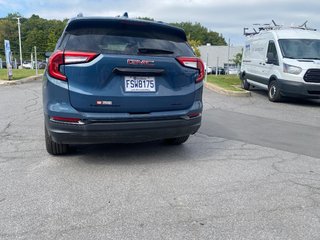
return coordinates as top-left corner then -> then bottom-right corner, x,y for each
244,20 -> 317,36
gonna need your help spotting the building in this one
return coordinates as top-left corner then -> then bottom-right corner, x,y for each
199,45 -> 243,72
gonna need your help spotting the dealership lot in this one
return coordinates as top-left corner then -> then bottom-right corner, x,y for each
0,81 -> 320,239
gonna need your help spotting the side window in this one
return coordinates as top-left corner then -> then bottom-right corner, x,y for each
266,41 -> 279,65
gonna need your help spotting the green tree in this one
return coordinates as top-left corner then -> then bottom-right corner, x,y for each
171,22 -> 226,46
0,16 -> 20,59
188,39 -> 201,57
233,52 -> 243,65
46,31 -> 58,51
0,13 -> 226,61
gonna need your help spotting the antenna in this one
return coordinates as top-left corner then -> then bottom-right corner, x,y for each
77,13 -> 83,17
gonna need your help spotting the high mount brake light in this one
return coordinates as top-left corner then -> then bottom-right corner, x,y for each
176,57 -> 205,83
48,51 -> 99,81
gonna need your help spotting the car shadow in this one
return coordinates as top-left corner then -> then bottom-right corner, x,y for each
63,140 -> 196,165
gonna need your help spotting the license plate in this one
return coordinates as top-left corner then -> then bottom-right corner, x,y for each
124,76 -> 156,92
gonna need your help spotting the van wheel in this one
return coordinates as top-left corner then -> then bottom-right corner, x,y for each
241,78 -> 250,90
268,80 -> 282,102
45,127 -> 68,155
165,135 -> 189,145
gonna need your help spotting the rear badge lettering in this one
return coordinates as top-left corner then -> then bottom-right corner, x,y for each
96,100 -> 112,105
127,59 -> 155,65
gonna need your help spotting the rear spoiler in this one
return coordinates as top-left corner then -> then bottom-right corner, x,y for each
65,18 -> 187,42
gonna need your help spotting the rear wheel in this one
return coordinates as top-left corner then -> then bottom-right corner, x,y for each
165,135 -> 189,145
45,127 -> 68,155
268,80 -> 282,102
241,78 -> 250,90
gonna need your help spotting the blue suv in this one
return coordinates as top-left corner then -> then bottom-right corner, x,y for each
43,15 -> 204,155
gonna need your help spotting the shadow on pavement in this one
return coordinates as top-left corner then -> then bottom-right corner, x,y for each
62,140 -> 196,165
250,88 -> 320,106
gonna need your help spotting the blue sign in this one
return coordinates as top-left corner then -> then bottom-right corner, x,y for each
4,40 -> 13,79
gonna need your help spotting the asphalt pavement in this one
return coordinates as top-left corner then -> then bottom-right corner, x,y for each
0,81 -> 320,240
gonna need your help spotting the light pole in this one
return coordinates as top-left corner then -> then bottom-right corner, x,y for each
16,17 -> 23,69
227,38 -> 230,75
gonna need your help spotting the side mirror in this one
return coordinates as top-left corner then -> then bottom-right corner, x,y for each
266,52 -> 278,65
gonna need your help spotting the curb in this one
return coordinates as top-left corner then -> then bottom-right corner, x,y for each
204,82 -> 251,97
0,74 -> 43,86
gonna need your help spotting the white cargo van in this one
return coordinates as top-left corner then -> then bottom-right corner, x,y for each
240,24 -> 320,102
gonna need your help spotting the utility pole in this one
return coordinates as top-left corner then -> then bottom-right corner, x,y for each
205,53 -> 209,82
31,52 -> 33,69
34,46 -> 38,76
216,57 -> 219,76
17,17 -> 23,69
227,38 -> 230,75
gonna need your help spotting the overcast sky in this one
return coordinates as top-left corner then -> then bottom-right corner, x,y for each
1,0 -> 319,45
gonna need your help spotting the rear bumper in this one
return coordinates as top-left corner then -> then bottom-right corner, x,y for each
45,115 -> 201,144
279,79 -> 320,98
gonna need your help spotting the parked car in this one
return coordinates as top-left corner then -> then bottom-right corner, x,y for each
38,61 -> 47,69
206,66 -> 213,74
22,61 -> 32,69
227,68 -> 239,75
212,67 -> 225,75
43,15 -> 204,155
240,26 -> 320,102
1,61 -> 7,69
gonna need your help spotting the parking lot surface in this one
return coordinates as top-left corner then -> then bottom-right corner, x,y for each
0,82 -> 320,240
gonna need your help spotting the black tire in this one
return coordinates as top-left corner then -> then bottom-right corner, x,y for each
45,127 -> 68,155
268,80 -> 282,102
241,78 -> 250,90
165,135 -> 189,145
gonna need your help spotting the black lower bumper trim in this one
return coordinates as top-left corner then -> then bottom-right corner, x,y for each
279,79 -> 320,98
46,116 -> 201,144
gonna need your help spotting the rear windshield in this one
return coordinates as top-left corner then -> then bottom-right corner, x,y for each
63,19 -> 194,57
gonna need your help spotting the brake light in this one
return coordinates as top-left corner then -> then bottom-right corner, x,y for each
48,51 -> 99,81
48,51 -> 66,81
176,57 -> 205,82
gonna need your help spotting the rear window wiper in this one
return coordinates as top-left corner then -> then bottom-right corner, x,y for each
138,48 -> 174,55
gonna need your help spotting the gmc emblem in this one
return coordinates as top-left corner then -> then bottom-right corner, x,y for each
127,59 -> 155,65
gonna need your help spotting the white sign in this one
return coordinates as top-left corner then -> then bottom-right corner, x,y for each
4,40 -> 13,80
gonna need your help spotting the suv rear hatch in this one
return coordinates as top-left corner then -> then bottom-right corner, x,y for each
57,18 -> 203,113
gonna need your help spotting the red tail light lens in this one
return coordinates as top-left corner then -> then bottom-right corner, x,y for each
48,51 -> 66,81
48,51 -> 99,81
176,57 -> 205,83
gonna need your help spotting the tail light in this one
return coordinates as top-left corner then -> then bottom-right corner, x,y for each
48,51 -> 99,81
176,57 -> 205,82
